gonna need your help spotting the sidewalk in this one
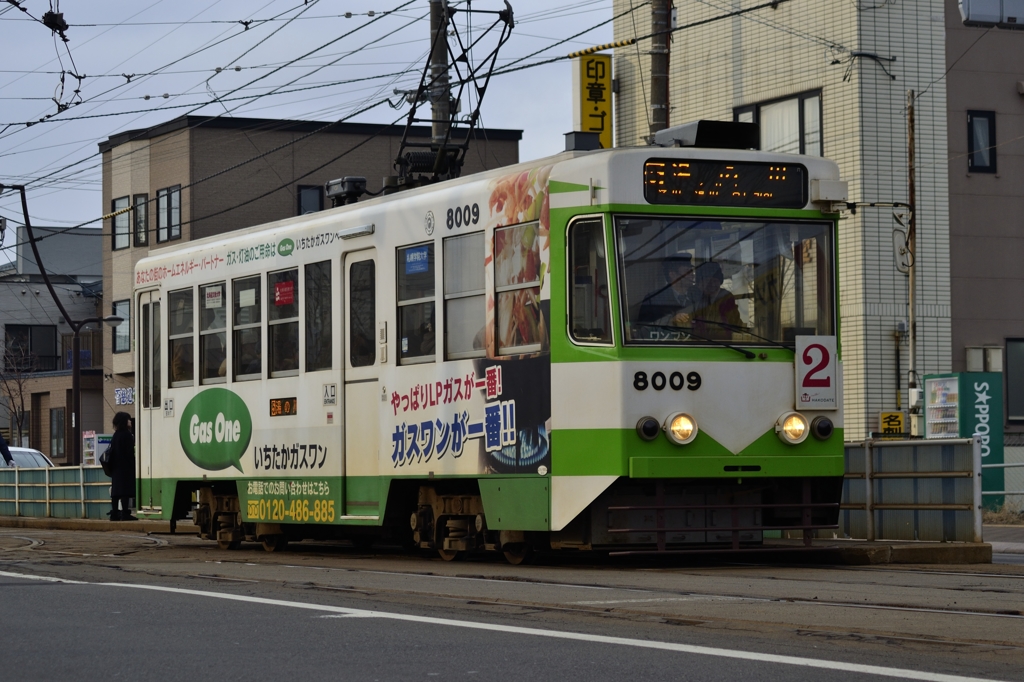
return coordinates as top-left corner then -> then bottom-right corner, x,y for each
984,524 -> 1024,555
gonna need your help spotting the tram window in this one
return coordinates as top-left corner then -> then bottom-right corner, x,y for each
199,283 -> 226,383
616,217 -> 834,346
168,289 -> 194,387
495,223 -> 542,354
444,232 -> 485,359
233,275 -> 262,380
397,243 -> 435,364
568,218 -> 612,344
349,260 -> 376,367
305,261 -> 332,371
152,301 -> 161,406
141,304 -> 151,408
269,269 -> 299,377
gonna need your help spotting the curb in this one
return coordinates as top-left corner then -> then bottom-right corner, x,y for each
0,516 -> 192,534
766,539 -> 993,565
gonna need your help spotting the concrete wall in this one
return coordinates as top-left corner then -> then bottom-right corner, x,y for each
612,0 -> 953,439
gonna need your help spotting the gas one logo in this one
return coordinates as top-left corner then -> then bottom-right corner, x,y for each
178,388 -> 253,471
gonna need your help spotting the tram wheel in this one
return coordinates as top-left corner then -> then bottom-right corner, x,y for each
438,549 -> 461,561
217,538 -> 241,550
502,544 -> 533,566
261,535 -> 289,553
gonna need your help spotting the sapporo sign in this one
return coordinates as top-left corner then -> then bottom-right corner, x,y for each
179,388 -> 253,471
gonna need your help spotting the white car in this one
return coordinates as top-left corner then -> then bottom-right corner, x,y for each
2,447 -> 54,468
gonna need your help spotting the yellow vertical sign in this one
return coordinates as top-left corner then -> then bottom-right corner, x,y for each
878,411 -> 906,438
572,53 -> 612,149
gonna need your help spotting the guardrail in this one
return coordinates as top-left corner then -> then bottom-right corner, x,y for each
840,438 -> 982,543
980,461 -> 1024,498
0,465 -> 112,519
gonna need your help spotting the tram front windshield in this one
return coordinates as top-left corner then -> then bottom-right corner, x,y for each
616,217 -> 834,345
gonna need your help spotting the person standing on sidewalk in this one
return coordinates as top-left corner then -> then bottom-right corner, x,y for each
0,432 -> 15,467
109,412 -> 137,521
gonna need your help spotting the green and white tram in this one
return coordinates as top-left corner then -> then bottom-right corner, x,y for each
133,125 -> 847,559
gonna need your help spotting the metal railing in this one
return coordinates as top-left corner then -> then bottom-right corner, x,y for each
840,438 -> 982,543
0,465 -> 112,519
980,461 -> 1024,498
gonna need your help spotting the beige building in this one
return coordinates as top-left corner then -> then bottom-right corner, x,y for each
100,115 -> 520,427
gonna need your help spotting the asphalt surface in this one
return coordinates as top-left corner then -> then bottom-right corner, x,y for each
2,529 -> 1023,682
986,525 -> 1024,565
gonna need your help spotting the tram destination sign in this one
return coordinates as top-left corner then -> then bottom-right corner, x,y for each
644,159 -> 807,208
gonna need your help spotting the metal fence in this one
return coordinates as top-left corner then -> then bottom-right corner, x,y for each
839,438 -> 982,543
0,465 -> 112,519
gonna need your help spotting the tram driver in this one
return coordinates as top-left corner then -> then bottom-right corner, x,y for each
636,253 -> 698,330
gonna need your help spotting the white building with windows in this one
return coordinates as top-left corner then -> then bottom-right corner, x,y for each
612,0 -> 956,440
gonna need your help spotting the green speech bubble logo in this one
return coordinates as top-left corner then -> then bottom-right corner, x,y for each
278,238 -> 294,256
178,388 -> 252,471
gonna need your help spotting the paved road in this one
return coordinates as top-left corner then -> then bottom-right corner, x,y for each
2,530 -> 1023,681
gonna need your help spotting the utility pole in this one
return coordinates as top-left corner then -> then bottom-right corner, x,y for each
429,0 -> 451,147
906,90 -> 918,427
648,0 -> 671,137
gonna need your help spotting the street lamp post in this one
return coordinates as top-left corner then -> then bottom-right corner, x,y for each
69,315 -> 123,465
5,184 -> 123,464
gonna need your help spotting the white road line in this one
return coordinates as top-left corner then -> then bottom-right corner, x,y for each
0,569 -> 1007,682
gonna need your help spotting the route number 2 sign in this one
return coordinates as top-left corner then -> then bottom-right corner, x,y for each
795,336 -> 838,410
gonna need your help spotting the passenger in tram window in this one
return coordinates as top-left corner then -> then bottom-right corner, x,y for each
690,262 -> 743,339
636,253 -> 698,329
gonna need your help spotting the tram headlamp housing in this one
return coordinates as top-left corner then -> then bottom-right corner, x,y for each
663,413 -> 698,445
811,416 -> 834,441
636,416 -> 661,442
776,412 -> 809,444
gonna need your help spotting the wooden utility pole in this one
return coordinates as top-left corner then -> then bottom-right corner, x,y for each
429,0 -> 451,147
648,0 -> 670,137
907,90 -> 918,422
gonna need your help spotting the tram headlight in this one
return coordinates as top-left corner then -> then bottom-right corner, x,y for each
663,413 -> 698,445
776,412 -> 809,444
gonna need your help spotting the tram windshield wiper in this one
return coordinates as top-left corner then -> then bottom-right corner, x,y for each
644,324 -> 756,359
689,319 -> 796,352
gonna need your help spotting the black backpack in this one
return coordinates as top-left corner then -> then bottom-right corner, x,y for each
99,446 -> 113,476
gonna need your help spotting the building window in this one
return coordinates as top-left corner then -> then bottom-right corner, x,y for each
156,185 -> 181,242
200,283 -> 226,383
350,261 -> 376,368
233,275 -> 262,380
112,300 -> 131,353
4,324 -> 58,372
298,185 -> 323,215
305,261 -> 332,371
133,194 -> 149,247
568,217 -> 612,344
50,407 -> 65,460
495,223 -> 542,354
397,243 -> 435,364
168,289 -> 194,387
1007,340 -> 1024,421
112,196 -> 130,250
968,110 -> 996,173
735,91 -> 822,156
268,268 -> 299,377
444,232 -> 486,359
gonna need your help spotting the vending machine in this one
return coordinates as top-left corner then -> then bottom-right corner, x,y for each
923,372 -> 1004,506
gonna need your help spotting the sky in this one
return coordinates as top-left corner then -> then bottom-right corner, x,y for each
0,0 -> 616,262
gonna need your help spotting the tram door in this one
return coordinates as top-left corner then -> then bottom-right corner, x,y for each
137,290 -> 161,512
343,250 -> 380,518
